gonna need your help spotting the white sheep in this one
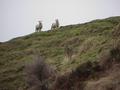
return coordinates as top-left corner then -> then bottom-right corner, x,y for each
51,19 -> 59,30
35,21 -> 43,32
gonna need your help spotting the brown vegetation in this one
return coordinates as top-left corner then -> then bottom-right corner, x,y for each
51,46 -> 120,90
85,48 -> 120,90
25,45 -> 120,90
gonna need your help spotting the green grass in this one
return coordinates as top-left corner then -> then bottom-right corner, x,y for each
0,16 -> 120,90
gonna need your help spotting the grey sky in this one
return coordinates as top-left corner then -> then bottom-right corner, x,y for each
0,0 -> 120,42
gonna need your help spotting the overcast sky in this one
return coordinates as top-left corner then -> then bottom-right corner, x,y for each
0,0 -> 120,42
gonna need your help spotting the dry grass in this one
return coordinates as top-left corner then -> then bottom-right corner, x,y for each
84,63 -> 120,90
79,37 -> 100,54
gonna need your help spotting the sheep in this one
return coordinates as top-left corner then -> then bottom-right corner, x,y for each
51,19 -> 59,30
55,19 -> 59,28
35,21 -> 43,32
51,23 -> 57,30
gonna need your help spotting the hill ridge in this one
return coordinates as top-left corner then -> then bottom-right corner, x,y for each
0,16 -> 120,90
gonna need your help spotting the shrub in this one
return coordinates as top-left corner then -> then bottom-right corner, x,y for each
24,56 -> 55,90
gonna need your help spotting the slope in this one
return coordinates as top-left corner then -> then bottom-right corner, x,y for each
0,16 -> 120,90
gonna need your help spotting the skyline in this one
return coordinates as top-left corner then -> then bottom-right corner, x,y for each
0,0 -> 120,42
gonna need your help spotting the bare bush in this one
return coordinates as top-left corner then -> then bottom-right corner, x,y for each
24,56 -> 56,90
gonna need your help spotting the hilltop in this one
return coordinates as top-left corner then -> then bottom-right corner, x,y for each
0,16 -> 120,90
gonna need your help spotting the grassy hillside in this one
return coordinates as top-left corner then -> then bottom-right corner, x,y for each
0,16 -> 120,90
